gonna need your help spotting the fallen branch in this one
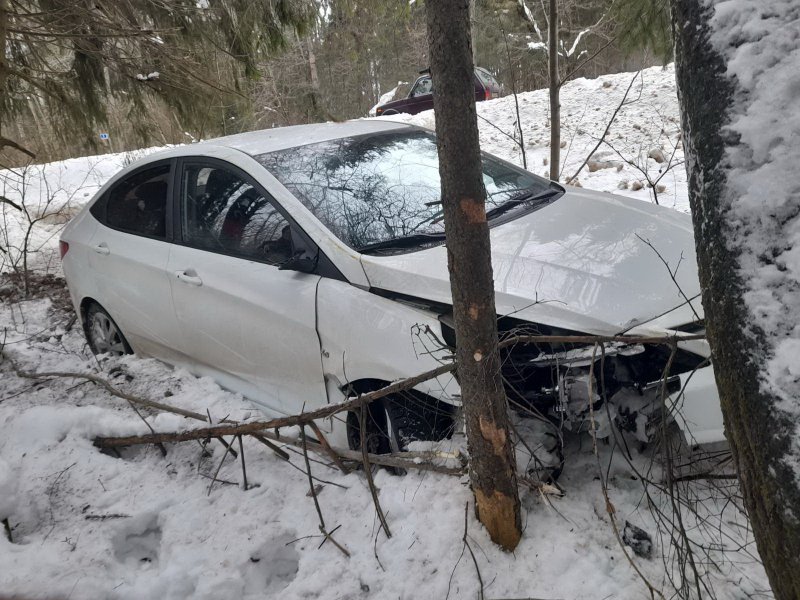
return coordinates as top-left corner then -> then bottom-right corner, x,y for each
6,354 -> 461,475
671,472 -> 737,484
95,426 -> 465,476
7,357 -> 285,461
27,332 -> 703,447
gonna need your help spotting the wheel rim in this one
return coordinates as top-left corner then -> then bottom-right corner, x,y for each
89,311 -> 126,356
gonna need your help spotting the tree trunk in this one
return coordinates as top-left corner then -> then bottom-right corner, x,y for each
425,0 -> 522,552
671,2 -> 800,598
0,0 -> 8,138
548,0 -> 560,181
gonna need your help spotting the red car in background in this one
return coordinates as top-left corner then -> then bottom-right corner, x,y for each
374,67 -> 503,116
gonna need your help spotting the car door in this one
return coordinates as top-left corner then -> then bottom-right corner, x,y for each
166,158 -> 328,417
87,160 -> 185,362
406,75 -> 434,114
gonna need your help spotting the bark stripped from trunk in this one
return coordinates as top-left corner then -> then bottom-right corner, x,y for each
671,1 -> 800,597
425,0 -> 521,551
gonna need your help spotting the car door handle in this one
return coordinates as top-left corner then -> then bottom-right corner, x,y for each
93,243 -> 110,255
175,270 -> 203,286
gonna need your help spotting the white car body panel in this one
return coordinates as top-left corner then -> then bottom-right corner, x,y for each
86,223 -> 185,362
671,366 -> 725,445
316,277 -> 459,402
360,187 -> 703,335
166,244 -> 328,417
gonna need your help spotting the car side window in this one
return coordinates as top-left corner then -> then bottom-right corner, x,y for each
181,163 -> 294,266
410,76 -> 433,98
105,164 -> 169,239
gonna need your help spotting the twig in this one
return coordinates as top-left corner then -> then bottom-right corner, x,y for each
587,344 -> 665,599
359,406 -> 391,538
635,234 -> 702,323
3,518 -> 12,543
84,514 -> 130,521
309,421 -> 349,474
301,427 -> 350,557
463,502 -> 485,600
249,433 -> 290,461
207,437 -> 234,496
238,435 -> 248,491
124,398 -> 167,457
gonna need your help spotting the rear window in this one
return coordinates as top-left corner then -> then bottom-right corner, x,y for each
103,164 -> 170,239
475,68 -> 500,90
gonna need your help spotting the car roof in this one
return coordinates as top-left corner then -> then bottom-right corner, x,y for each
185,119 -> 413,157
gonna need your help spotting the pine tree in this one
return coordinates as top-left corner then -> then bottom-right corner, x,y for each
425,0 -> 522,551
0,0 -> 312,159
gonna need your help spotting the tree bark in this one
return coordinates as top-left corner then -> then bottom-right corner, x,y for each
548,0 -> 560,181
0,0 -> 8,139
671,2 -> 800,597
425,0 -> 521,551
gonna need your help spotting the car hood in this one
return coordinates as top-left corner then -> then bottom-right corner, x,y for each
359,187 -> 704,335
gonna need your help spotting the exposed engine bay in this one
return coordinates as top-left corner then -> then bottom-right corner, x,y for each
437,315 -> 709,479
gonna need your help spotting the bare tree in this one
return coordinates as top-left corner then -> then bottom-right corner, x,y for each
671,1 -> 800,597
425,0 -> 521,551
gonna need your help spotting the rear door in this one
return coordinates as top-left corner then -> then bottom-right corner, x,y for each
166,158 -> 328,416
87,160 -> 184,362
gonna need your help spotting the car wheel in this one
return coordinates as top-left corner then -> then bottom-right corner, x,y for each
347,401 -> 395,456
381,109 -> 400,116
85,303 -> 132,357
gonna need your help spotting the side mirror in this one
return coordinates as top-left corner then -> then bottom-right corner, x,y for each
279,251 -> 318,274
278,226 -> 319,274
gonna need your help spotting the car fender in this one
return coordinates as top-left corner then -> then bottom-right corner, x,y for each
315,278 -> 460,406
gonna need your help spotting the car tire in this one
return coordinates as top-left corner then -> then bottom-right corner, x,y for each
347,400 -> 396,456
85,302 -> 132,357
381,109 -> 400,116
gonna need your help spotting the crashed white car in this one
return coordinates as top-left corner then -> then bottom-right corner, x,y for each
60,120 -> 724,463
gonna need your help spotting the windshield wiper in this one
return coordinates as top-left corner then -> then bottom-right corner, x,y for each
356,231 -> 446,253
485,186 -> 563,220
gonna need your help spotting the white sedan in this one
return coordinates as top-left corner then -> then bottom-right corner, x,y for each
60,120 -> 724,460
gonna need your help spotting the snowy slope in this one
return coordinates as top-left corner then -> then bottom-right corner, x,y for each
0,65 -> 771,599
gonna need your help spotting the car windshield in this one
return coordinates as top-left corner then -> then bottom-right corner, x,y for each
255,130 -> 555,253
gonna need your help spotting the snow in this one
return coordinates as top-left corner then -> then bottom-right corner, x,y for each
0,148 -> 161,275
0,65 -> 771,598
368,83 -> 405,116
385,64 -> 689,212
705,1 -> 800,484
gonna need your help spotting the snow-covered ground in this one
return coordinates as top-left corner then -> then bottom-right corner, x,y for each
0,65 -> 771,599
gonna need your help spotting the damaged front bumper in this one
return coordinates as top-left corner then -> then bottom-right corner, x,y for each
668,364 -> 726,445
